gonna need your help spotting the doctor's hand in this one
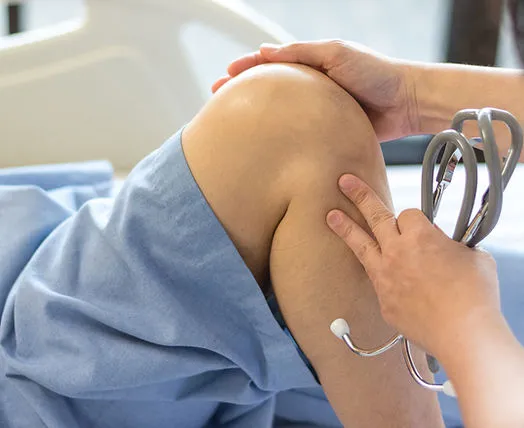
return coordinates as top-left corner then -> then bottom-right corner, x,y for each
212,40 -> 417,142
326,174 -> 501,362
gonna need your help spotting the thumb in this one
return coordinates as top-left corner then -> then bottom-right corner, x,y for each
260,40 -> 345,71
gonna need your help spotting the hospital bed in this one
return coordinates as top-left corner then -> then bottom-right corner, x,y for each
0,0 -> 292,170
1,1 -> 523,427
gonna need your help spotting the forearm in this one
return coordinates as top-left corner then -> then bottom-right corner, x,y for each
410,62 -> 524,162
439,310 -> 524,427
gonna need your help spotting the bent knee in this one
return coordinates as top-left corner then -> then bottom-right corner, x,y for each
190,63 -> 379,165
214,63 -> 372,136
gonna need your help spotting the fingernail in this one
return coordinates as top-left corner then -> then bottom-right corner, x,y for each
260,43 -> 281,53
326,210 -> 343,228
339,174 -> 357,191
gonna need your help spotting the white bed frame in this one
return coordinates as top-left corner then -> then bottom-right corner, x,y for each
0,0 -> 293,170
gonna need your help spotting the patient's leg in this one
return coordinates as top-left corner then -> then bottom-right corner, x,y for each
182,64 -> 444,427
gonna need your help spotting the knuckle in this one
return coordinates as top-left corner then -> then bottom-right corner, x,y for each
327,39 -> 346,49
325,40 -> 349,66
355,240 -> 377,259
278,41 -> 305,54
287,41 -> 303,50
339,220 -> 356,240
368,210 -> 385,227
351,187 -> 371,208
369,209 -> 394,229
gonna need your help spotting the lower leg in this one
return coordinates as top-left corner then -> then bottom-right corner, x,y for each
182,63 -> 443,427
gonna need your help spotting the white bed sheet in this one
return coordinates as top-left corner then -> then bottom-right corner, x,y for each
387,164 -> 524,253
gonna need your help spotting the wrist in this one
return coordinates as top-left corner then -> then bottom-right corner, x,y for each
405,61 -> 452,136
401,62 -> 422,136
437,310 -> 524,427
437,307 -> 511,373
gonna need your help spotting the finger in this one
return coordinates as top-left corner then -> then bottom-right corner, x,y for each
260,40 -> 345,71
396,208 -> 433,234
326,210 -> 381,270
227,52 -> 269,77
211,76 -> 231,93
338,175 -> 399,246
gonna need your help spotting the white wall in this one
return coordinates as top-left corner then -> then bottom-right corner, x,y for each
25,0 -> 83,29
246,0 -> 451,62
1,1 -> 520,68
0,7 -> 5,36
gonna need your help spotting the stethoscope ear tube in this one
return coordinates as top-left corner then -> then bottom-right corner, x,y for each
421,129 -> 478,243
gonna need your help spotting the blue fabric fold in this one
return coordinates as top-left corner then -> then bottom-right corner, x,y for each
0,132 -> 339,428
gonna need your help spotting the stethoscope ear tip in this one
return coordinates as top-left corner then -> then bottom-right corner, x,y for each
330,318 -> 350,339
443,380 -> 457,398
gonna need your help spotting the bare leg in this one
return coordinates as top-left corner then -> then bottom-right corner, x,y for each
182,64 -> 444,427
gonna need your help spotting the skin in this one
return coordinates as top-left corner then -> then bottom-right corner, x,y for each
213,39 -> 524,162
326,174 -> 524,428
186,63 -> 444,427
213,40 -> 524,426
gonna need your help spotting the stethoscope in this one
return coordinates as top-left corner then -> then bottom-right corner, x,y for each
330,108 -> 523,398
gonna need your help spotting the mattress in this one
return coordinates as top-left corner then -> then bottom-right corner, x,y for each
387,163 -> 524,253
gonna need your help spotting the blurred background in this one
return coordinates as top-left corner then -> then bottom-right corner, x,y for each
0,0 -> 520,170
1,0 -> 521,95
